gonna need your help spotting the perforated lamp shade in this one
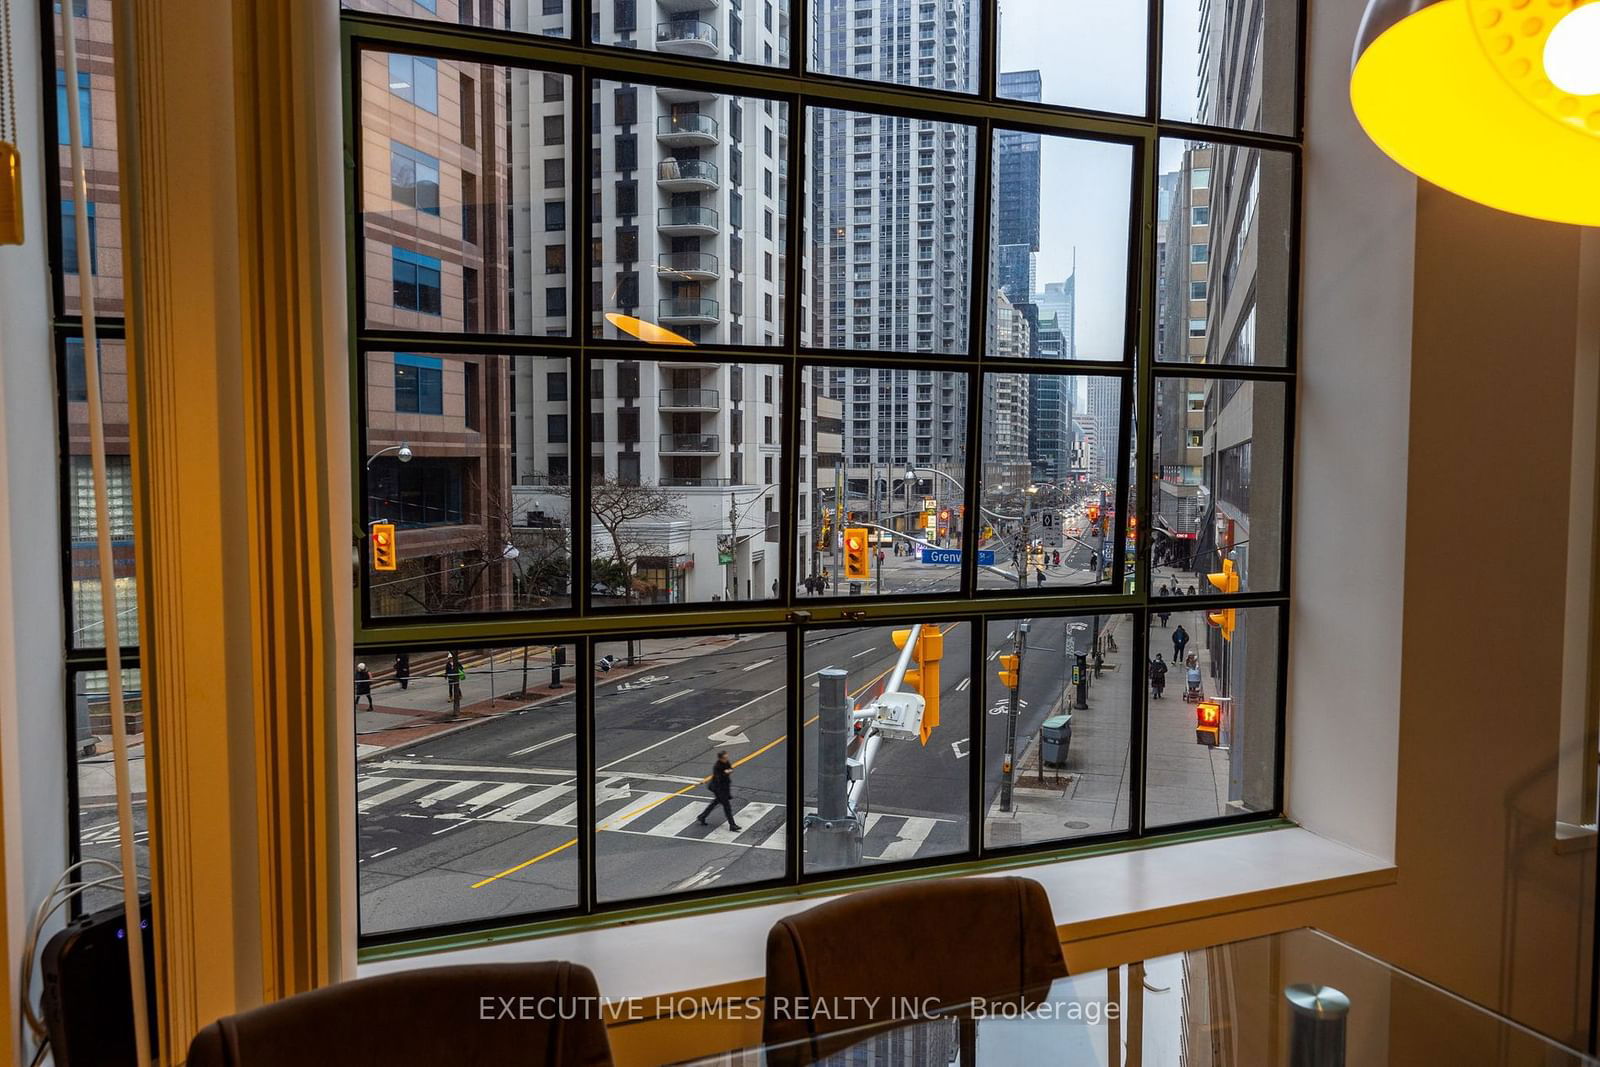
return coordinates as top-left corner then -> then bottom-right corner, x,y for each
1351,0 -> 1600,225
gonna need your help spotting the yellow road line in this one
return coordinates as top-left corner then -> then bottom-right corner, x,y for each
470,659 -> 900,888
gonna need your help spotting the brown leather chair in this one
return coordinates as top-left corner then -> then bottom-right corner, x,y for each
186,961 -> 612,1067
762,876 -> 1067,1063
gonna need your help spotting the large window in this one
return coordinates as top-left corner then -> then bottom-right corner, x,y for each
342,0 -> 1302,947
44,3 -> 141,914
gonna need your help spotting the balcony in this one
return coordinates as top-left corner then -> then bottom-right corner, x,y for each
658,297 -> 721,324
656,157 -> 720,192
656,111 -> 720,148
657,204 -> 721,235
659,388 -> 721,410
656,19 -> 719,57
657,251 -> 721,281
660,475 -> 735,487
660,432 -> 721,454
658,0 -> 717,12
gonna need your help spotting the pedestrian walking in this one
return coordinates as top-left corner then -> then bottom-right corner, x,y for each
771,578 -> 779,598
445,652 -> 465,714
1035,566 -> 1046,588
354,662 -> 373,712
393,652 -> 411,691
697,750 -> 741,830
1172,623 -> 1189,665
1150,654 -> 1168,700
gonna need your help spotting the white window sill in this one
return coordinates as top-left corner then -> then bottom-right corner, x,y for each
359,827 -> 1393,1005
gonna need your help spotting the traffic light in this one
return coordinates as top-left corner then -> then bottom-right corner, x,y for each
844,527 -> 871,580
371,523 -> 397,571
1206,558 -> 1239,641
1086,503 -> 1100,524
892,624 -> 944,744
996,653 -> 1019,691
1195,701 -> 1222,746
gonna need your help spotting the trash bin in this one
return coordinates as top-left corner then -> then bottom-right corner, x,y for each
1040,713 -> 1073,766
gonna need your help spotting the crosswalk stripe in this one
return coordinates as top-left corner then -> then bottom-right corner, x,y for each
541,800 -> 580,827
358,776 -> 393,794
756,821 -> 789,852
462,782 -> 524,809
600,791 -> 680,831
872,816 -> 939,861
416,779 -> 488,806
486,784 -> 573,822
357,779 -> 431,813
651,800 -> 710,838
703,802 -> 775,843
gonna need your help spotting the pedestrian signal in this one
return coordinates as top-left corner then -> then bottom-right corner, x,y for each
371,523 -> 397,571
844,527 -> 871,580
1196,701 -> 1222,746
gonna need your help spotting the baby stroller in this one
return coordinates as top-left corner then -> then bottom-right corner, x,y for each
1182,655 -> 1203,703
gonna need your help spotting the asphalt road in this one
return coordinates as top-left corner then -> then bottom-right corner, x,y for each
355,617 -> 1084,937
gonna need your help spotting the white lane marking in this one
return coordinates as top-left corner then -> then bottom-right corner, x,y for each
369,847 -> 398,859
597,685 -> 785,773
651,689 -> 694,706
599,790 -> 680,831
673,865 -> 726,892
872,816 -> 939,861
951,739 -> 970,759
852,649 -> 873,659
486,784 -> 572,822
653,801 -> 709,838
462,782 -> 525,810
369,760 -> 568,777
955,678 -> 971,692
510,732 -> 575,757
708,724 -> 750,745
416,779 -> 487,807
357,779 -> 431,813
987,650 -> 999,661
741,658 -> 775,672
703,802 -> 775,843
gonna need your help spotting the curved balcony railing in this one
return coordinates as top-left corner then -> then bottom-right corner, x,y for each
656,112 -> 720,140
656,19 -> 719,50
657,251 -> 720,276
657,158 -> 719,183
657,205 -> 720,230
658,297 -> 721,321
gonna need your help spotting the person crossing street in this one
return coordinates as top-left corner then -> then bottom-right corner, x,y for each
697,750 -> 741,831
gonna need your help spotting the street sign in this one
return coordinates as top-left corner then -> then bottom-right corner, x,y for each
919,549 -> 996,565
923,498 -> 938,511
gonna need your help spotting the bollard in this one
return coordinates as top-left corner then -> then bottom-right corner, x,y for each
1285,984 -> 1348,1067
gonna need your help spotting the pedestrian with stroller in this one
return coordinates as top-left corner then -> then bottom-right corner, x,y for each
697,750 -> 741,830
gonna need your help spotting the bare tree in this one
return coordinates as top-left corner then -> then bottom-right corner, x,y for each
589,476 -> 684,599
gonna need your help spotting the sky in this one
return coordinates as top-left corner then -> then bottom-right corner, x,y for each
994,0 -> 1205,361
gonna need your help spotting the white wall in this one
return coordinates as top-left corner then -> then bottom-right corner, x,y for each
1287,0 -> 1415,861
0,0 -> 71,1057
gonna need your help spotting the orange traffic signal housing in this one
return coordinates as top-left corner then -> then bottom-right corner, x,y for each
892,624 -> 944,744
371,522 -> 397,571
843,527 -> 871,580
1196,701 -> 1222,746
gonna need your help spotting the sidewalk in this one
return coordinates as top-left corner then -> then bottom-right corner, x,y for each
984,607 -> 1236,840
985,615 -> 1135,844
79,743 -> 147,803
354,634 -> 757,757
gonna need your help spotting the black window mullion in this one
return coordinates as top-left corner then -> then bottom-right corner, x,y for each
779,356 -> 802,608
786,624 -> 803,884
968,610 -> 986,857
957,115 -> 994,599
572,73 -> 594,614
578,633 -> 597,914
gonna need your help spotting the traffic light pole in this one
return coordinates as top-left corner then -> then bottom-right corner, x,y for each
1000,621 -> 1027,812
807,668 -> 860,871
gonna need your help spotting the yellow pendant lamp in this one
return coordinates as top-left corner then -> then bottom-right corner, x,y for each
1351,0 -> 1600,224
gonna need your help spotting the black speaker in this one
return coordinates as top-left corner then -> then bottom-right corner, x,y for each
40,894 -> 158,1066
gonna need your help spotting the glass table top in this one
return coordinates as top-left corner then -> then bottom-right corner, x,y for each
680,928 -> 1597,1065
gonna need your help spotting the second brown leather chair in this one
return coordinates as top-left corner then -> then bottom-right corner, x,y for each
762,875 -> 1067,1061
186,960 -> 612,1067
